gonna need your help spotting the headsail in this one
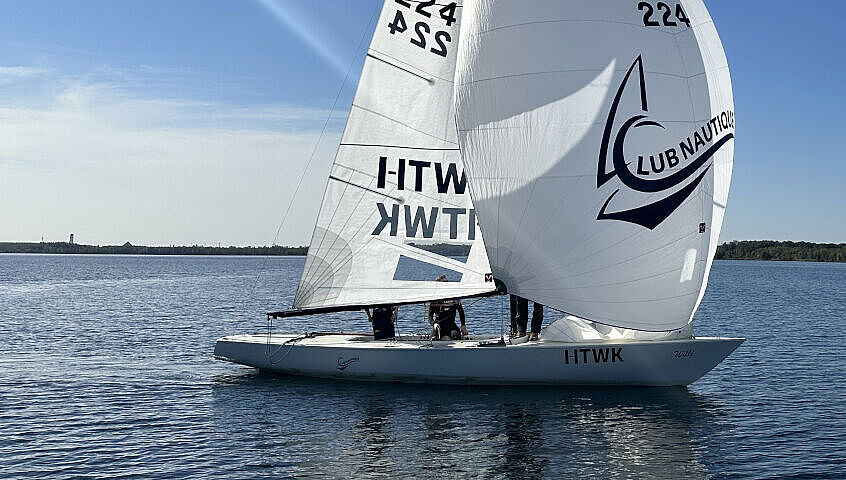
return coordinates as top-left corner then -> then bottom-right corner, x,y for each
455,0 -> 734,331
293,0 -> 495,311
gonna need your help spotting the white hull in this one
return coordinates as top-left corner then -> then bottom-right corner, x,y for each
214,333 -> 743,386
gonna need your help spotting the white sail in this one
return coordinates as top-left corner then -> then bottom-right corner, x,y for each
294,0 -> 495,310
455,0 -> 734,331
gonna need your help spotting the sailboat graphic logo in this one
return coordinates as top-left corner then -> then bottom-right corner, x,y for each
337,357 -> 360,371
596,55 -> 735,229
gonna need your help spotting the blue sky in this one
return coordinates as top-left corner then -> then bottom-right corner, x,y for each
0,1 -> 843,245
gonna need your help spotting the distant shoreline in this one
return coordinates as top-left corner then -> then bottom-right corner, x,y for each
716,241 -> 845,263
0,242 -> 309,256
2,240 -> 845,263
0,242 -> 469,257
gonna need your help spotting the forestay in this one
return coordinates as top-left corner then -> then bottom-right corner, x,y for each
294,0 -> 495,310
455,0 -> 734,331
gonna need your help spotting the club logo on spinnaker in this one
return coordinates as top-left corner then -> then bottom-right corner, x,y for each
596,55 -> 735,229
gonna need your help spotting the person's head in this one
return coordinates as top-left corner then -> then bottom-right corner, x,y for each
436,274 -> 448,282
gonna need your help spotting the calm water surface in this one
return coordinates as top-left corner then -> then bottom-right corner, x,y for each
1,255 -> 844,479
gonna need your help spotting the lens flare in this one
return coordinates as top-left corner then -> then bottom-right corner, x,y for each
256,0 -> 349,77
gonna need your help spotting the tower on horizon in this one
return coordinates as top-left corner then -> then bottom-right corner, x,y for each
69,233 -> 74,245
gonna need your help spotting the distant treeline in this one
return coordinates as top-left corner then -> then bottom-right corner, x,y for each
0,241 -> 471,257
715,241 -> 846,263
5,241 -> 843,262
0,242 -> 308,256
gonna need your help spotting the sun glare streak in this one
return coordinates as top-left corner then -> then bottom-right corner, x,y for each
256,0 -> 350,77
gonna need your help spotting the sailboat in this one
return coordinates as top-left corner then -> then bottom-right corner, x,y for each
215,0 -> 743,386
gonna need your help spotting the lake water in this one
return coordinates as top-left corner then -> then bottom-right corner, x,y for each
1,255 -> 844,479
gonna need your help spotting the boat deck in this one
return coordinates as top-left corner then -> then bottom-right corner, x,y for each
217,332 -> 732,350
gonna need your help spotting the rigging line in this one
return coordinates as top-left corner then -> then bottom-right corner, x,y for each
289,3 -> 382,303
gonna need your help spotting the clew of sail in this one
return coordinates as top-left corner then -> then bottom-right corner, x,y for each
293,0 -> 495,311
454,0 -> 734,331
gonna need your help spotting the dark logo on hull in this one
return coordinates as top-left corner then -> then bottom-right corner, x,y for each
597,55 -> 735,229
337,357 -> 360,371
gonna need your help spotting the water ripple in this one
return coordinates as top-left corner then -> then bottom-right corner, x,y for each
0,255 -> 844,479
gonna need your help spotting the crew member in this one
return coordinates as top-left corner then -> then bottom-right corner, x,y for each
510,295 -> 543,341
509,294 -> 528,337
365,305 -> 397,341
529,302 -> 543,341
429,275 -> 467,340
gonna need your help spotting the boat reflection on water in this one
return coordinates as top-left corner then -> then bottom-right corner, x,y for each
210,372 -> 723,478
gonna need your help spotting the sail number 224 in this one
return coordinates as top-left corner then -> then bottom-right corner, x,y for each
389,1 -> 458,57
638,2 -> 692,28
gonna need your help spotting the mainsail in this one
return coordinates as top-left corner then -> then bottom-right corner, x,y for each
454,0 -> 734,331
293,0 -> 495,311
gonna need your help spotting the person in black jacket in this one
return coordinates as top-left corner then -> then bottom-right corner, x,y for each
365,305 -> 397,340
429,275 -> 467,340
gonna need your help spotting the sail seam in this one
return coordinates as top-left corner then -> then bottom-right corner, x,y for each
339,143 -> 459,151
458,117 -> 725,133
300,170 -> 382,303
504,184 -> 616,280
350,104 -> 458,145
302,173 -> 403,300
458,68 -> 707,88
472,19 -> 697,39
529,290 -> 699,304
298,174 -> 375,300
541,229 -> 699,283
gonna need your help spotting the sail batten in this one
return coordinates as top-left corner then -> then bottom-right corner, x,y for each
455,0 -> 734,331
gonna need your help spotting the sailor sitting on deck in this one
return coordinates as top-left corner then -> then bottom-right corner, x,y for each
429,275 -> 468,340
365,305 -> 397,341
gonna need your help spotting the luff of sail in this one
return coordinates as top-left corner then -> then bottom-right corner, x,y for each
454,0 -> 734,331
293,0 -> 495,311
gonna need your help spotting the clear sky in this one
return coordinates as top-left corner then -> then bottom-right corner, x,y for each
0,1 -> 843,246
